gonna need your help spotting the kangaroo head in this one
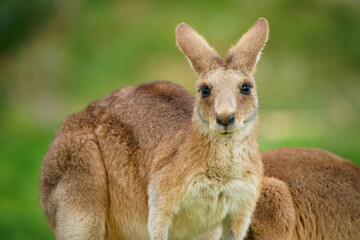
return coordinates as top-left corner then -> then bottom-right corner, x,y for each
176,18 -> 269,136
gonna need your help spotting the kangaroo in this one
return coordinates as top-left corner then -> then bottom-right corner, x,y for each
40,18 -> 269,240
245,148 -> 360,240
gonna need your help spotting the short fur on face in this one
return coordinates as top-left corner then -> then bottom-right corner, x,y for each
176,18 -> 268,137
195,69 -> 258,135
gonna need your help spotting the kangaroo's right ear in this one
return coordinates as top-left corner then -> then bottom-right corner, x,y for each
176,23 -> 224,75
225,18 -> 269,74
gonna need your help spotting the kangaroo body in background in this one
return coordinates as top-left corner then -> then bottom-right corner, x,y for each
40,18 -> 269,239
246,148 -> 360,240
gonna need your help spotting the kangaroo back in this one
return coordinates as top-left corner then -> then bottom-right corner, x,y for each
247,148 -> 360,240
40,82 -> 194,238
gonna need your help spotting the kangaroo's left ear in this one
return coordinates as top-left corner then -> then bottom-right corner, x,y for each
225,18 -> 269,74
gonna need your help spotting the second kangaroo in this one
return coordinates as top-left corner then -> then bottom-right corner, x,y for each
40,18 -> 269,240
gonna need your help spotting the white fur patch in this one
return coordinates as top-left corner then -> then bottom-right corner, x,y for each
56,210 -> 102,240
52,183 -> 106,240
171,139 -> 259,239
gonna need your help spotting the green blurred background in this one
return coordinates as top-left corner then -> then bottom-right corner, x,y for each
0,0 -> 359,238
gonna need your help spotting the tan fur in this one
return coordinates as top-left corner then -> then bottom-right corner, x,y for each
246,148 -> 360,240
226,18 -> 269,73
176,23 -> 224,73
40,18 -> 269,239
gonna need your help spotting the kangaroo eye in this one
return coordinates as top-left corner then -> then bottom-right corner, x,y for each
201,86 -> 211,98
240,83 -> 252,95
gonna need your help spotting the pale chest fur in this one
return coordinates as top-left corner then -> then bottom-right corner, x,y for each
169,144 -> 261,239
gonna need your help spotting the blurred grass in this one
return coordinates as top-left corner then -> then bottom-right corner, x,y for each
0,0 -> 359,239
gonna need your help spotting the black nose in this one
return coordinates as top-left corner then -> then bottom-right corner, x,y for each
216,114 -> 235,127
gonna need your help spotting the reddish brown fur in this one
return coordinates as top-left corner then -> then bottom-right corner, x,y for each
40,19 -> 269,240
41,82 -> 195,238
246,148 -> 360,240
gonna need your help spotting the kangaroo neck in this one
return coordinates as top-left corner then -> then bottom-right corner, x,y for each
183,116 -> 260,169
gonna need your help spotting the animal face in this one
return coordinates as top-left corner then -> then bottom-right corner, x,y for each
195,69 -> 258,135
176,18 -> 268,136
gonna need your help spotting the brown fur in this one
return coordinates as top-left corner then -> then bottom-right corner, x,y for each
175,23 -> 224,73
40,19 -> 269,239
246,148 -> 360,240
226,18 -> 268,73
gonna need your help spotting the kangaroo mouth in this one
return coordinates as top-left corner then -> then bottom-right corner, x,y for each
221,131 -> 233,135
217,126 -> 236,135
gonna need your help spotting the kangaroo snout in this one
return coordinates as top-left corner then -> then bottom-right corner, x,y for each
216,113 -> 235,127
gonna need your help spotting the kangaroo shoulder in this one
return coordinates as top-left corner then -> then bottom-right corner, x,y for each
135,81 -> 194,110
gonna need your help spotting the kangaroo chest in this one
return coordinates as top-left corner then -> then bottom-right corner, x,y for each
169,170 -> 258,239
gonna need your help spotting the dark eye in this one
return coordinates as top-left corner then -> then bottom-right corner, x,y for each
201,86 -> 211,98
240,83 -> 252,95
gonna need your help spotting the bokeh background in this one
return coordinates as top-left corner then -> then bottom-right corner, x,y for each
0,0 -> 359,238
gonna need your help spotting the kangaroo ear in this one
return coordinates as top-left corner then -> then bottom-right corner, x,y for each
226,18 -> 269,73
176,23 -> 224,74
